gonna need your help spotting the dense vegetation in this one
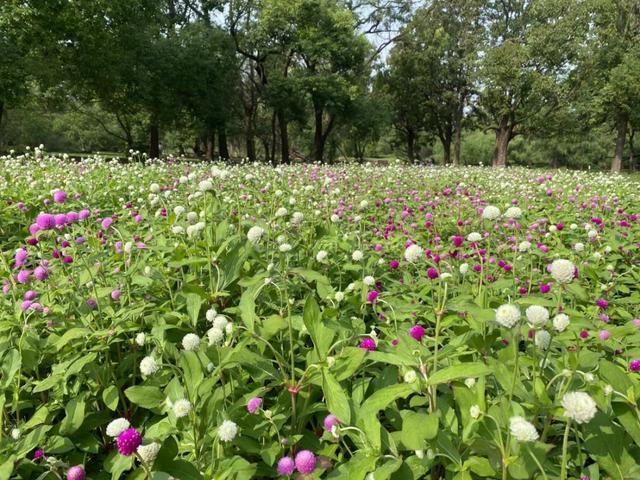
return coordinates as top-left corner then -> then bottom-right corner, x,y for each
1,0 -> 639,170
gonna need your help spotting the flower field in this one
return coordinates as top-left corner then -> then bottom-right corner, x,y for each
1,152 -> 640,480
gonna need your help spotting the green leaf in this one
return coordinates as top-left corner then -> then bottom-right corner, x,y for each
401,411 -> 438,449
427,363 -> 492,386
125,386 -> 165,409
0,349 -> 20,389
23,406 -> 49,429
464,456 -> 496,477
103,386 -> 119,411
60,395 -> 86,436
180,351 -> 204,399
0,456 -> 15,480
238,287 -> 257,332
322,368 -> 351,424
303,295 -> 334,360
185,293 -> 202,327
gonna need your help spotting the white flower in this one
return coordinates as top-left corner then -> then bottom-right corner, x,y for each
482,206 -> 501,220
509,416 -> 539,442
140,356 -> 159,376
335,292 -> 344,302
587,230 -> 598,239
550,259 -> 575,284
206,308 -> 217,322
135,332 -> 146,346
467,232 -> 482,242
359,200 -> 369,210
464,378 -> 476,388
404,244 -> 424,263
174,205 -> 185,216
182,333 -> 201,351
495,304 -> 521,328
535,330 -> 551,350
207,327 -> 224,345
330,214 -> 340,223
604,245 -> 612,254
316,250 -> 328,262
11,428 -> 21,440
137,442 -> 160,464
218,420 -> 238,442
603,385 -> 613,396
173,399 -> 192,418
352,250 -> 364,262
247,226 -> 265,244
363,276 -> 375,286
570,223 -> 578,230
149,183 -> 160,193
279,243 -> 292,252
526,305 -> 549,327
574,242 -> 585,252
225,323 -> 233,335
518,241 -> 531,252
275,207 -> 288,217
106,418 -> 131,437
552,313 -> 570,332
291,212 -> 304,225
186,212 -> 198,223
504,206 -> 522,219
469,405 -> 481,419
198,180 -> 213,192
459,263 -> 469,274
403,370 -> 417,383
561,391 -> 597,424
212,315 -> 228,331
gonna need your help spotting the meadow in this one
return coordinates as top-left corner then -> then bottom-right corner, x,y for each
1,150 -> 640,480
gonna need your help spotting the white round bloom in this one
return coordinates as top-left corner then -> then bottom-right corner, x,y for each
140,356 -> 159,376
173,399 -> 192,418
482,206 -> 501,220
137,442 -> 160,464
279,243 -> 292,253
525,305 -> 549,327
182,333 -> 201,351
198,180 -> 213,192
464,378 -> 476,388
135,332 -> 146,346
604,245 -> 612,254
587,230 -> 598,239
570,223 -> 578,230
363,276 -> 375,286
467,232 -> 482,242
316,250 -> 328,262
404,244 -> 424,263
518,241 -> 531,252
359,200 -> 368,210
218,420 -> 238,442
403,370 -> 417,383
149,183 -> 160,193
459,263 -> 469,274
186,212 -> 198,223
504,206 -> 522,219
603,385 -> 613,396
330,214 -> 340,223
535,330 -> 551,350
352,250 -> 364,262
10,428 -> 20,440
106,418 -> 131,437
553,313 -> 570,332
335,292 -> 344,302
174,205 -> 185,217
561,391 -> 597,424
574,242 -> 585,252
225,323 -> 233,335
469,405 -> 481,419
206,308 -> 217,322
207,327 -> 224,346
275,207 -> 288,217
495,304 -> 521,328
550,259 -> 575,283
212,315 -> 228,331
171,226 -> 184,235
509,416 -> 539,442
247,226 -> 265,244
291,212 -> 304,225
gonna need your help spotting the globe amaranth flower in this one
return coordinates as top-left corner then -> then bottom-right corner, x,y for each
596,298 -> 609,309
247,226 -> 265,244
481,205 -> 501,220
247,397 -> 263,414
525,305 -> 549,328
534,330 -> 551,350
139,356 -> 158,376
366,290 -> 378,303
137,442 -> 161,464
173,399 -> 192,418
409,325 -> 426,342
277,456 -> 295,476
509,416 -> 539,442
295,450 -> 317,475
426,267 -> 439,279
550,259 -> 575,284
106,418 -> 131,437
218,420 -> 238,442
553,313 -> 570,332
495,304 -> 521,328
117,428 -> 142,456
207,327 -> 224,345
33,448 -> 45,460
629,360 -> 640,372
561,391 -> 597,424
323,414 -> 340,432
359,338 -> 376,351
352,250 -> 363,262
404,244 -> 424,263
66,465 -> 86,480
182,333 -> 200,351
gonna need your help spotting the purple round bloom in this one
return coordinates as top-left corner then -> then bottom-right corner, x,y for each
630,360 -> 640,372
66,466 -> 86,480
389,260 -> 399,269
409,325 -> 425,342
539,283 -> 551,294
16,270 -> 30,284
598,330 -> 610,340
247,397 -> 263,414
359,338 -> 376,351
596,298 -> 609,309
116,428 -> 142,456
54,214 -> 68,226
63,255 -> 73,264
33,266 -> 49,281
367,290 -> 379,303
277,456 -> 295,476
579,330 -> 589,339
323,414 -> 340,431
53,190 -> 67,203
295,450 -> 316,475
67,211 -> 79,222
24,290 -> 38,301
111,289 -> 121,301
86,298 -> 97,309
427,267 -> 439,279
20,300 -> 33,311
36,213 -> 56,230
78,209 -> 91,220
101,217 -> 113,230
33,448 -> 45,460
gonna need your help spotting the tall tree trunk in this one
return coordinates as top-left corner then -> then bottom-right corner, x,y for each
245,117 -> 256,162
270,111 -> 277,165
218,125 -> 229,160
611,112 -> 627,173
452,93 -> 465,166
441,136 -> 452,165
0,101 -> 4,150
492,115 -> 512,167
313,104 -> 325,162
149,122 -> 160,159
629,128 -> 635,172
205,129 -> 215,161
277,110 -> 290,164
407,128 -> 416,163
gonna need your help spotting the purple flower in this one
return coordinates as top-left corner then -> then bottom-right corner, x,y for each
579,330 -> 589,339
427,267 -> 439,279
67,211 -> 79,222
116,428 -> 142,456
409,325 -> 425,342
101,217 -> 113,230
630,360 -> 640,372
86,298 -> 97,309
539,283 -> 551,294
33,448 -> 45,460
33,266 -> 48,281
389,260 -> 399,269
78,209 -> 91,220
277,456 -> 295,476
596,298 -> 609,309
55,214 -> 68,226
53,190 -> 67,203
66,466 -> 86,480
247,397 -> 263,414
24,290 -> 38,301
20,300 -> 33,311
111,289 -> 121,301
295,450 -> 316,475
598,330 -> 610,340
359,338 -> 376,351
367,290 -> 379,303
36,213 -> 56,230
16,270 -> 30,284
323,414 -> 340,431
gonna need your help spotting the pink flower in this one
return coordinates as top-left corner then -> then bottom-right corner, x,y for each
33,266 -> 49,281
389,260 -> 399,269
367,290 -> 379,303
36,213 -> 56,230
101,217 -> 113,230
630,360 -> 640,372
579,330 -> 589,339
295,450 -> 316,475
409,325 -> 425,342
66,466 -> 86,480
359,338 -> 376,351
33,448 -> 45,460
596,298 -> 608,309
116,428 -> 142,456
277,456 -> 295,476
53,190 -> 67,203
247,397 -> 263,414
598,330 -> 610,341
539,283 -> 551,294
323,414 -> 340,431
427,267 -> 439,279
111,289 -> 121,301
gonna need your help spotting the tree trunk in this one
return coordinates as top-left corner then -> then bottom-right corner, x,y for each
205,129 -> 215,161
0,101 -> 4,150
149,123 -> 160,159
611,112 -> 627,173
218,125 -> 229,160
492,116 -> 511,167
629,128 -> 635,172
270,111 -> 277,165
407,129 -> 416,163
277,110 -> 290,164
452,93 -> 464,166
441,136 -> 451,165
313,104 -> 325,162
245,117 -> 256,162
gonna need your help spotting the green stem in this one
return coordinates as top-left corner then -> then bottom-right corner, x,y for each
560,419 -> 571,480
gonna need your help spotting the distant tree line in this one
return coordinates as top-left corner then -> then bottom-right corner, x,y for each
1,0 -> 639,171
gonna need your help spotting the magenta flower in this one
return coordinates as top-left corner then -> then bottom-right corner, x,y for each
16,270 -> 30,284
539,283 -> 551,294
277,456 -> 295,476
596,298 -> 609,309
598,330 -> 610,340
389,260 -> 399,269
111,289 -> 121,301
409,325 -> 425,342
579,330 -> 589,339
116,428 -> 142,456
367,290 -> 379,303
53,190 -> 67,203
33,448 -> 45,460
359,338 -> 376,351
247,397 -> 263,414
452,235 -> 464,248
36,213 -> 56,230
101,217 -> 113,230
295,450 -> 317,475
323,414 -> 340,431
66,466 -> 86,480
427,267 -> 439,279
630,360 -> 640,372
78,209 -> 91,220
34,266 -> 48,281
